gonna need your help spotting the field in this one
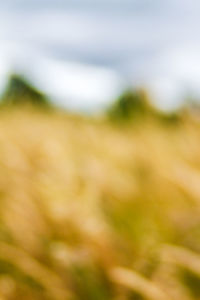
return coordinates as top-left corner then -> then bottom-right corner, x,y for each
0,106 -> 200,299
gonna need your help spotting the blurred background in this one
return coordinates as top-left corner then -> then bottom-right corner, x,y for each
2,1 -> 200,300
1,0 -> 200,111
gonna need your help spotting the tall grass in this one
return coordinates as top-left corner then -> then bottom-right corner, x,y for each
0,106 -> 200,299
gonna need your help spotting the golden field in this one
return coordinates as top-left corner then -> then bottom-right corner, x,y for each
0,106 -> 200,299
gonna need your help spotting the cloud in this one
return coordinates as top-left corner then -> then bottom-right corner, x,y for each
1,0 -> 200,110
0,43 -> 124,111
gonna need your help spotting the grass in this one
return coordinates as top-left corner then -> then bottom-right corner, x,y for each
0,106 -> 200,299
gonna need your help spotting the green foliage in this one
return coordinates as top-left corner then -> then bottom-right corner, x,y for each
179,268 -> 200,298
1,74 -> 50,107
157,111 -> 182,126
71,265 -> 111,300
107,89 -> 153,121
107,88 -> 184,127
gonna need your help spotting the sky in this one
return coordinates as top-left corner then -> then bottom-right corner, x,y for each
0,0 -> 200,111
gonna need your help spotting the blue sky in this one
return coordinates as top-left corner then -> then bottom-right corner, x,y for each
0,0 -> 200,111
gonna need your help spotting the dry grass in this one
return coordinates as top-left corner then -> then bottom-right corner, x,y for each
0,106 -> 200,299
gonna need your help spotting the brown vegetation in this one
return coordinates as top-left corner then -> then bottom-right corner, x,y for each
0,106 -> 200,299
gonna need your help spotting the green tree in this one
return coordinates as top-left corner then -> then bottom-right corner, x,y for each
1,74 -> 49,107
107,89 -> 153,121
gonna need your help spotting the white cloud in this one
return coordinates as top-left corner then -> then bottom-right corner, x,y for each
0,44 -> 124,111
25,56 -> 124,111
0,0 -> 200,110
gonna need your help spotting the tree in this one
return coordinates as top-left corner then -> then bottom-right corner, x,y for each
107,88 -> 152,121
1,74 -> 49,107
